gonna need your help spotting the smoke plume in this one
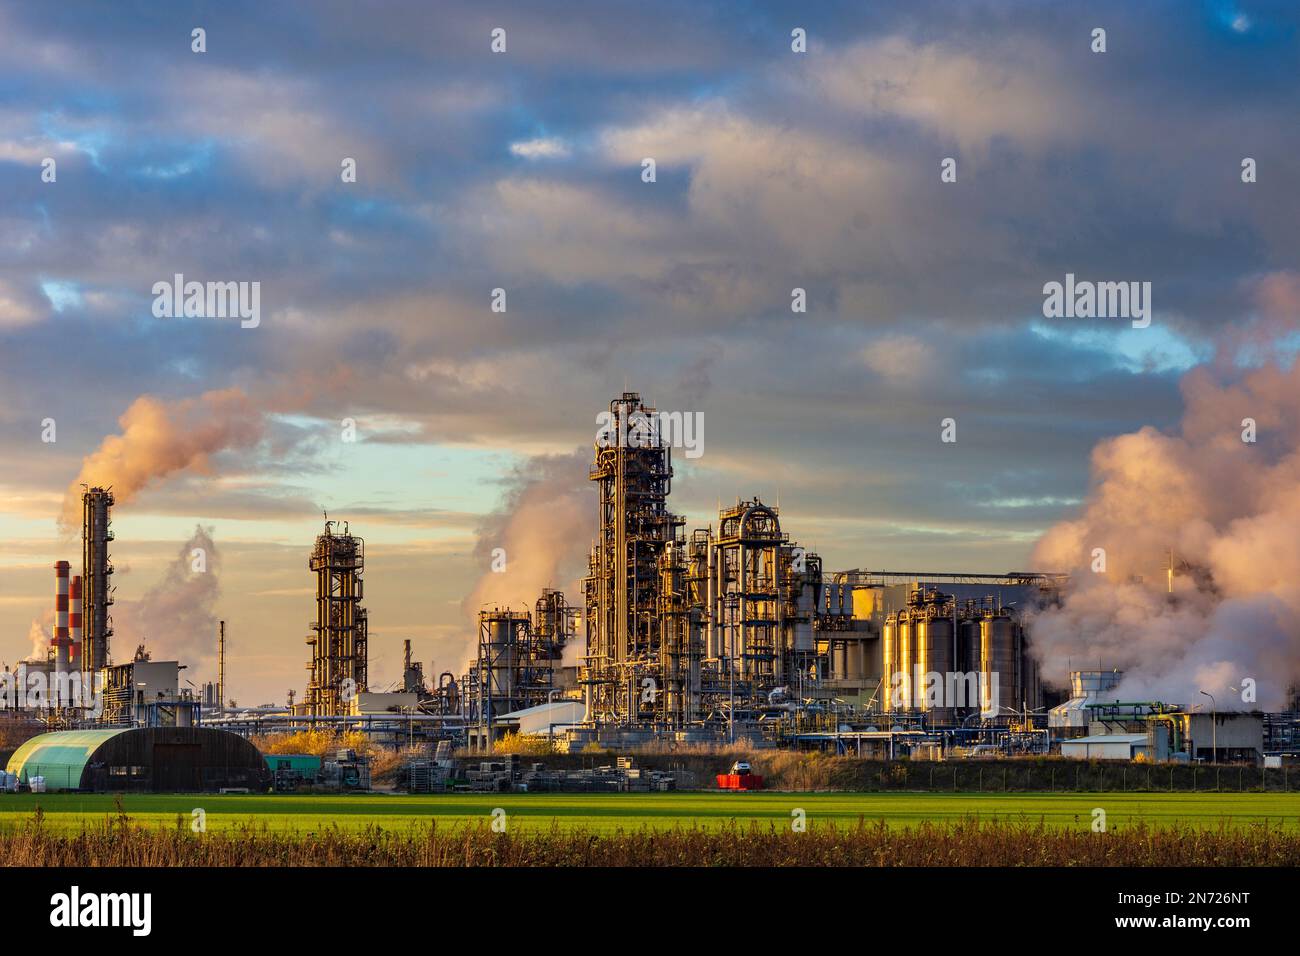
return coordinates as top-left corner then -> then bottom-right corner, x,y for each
60,388 -> 264,529
1029,337 -> 1300,710
460,450 -> 592,670
112,525 -> 222,674
26,610 -> 53,662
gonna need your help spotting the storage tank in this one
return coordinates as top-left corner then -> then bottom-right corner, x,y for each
829,583 -> 845,615
832,640 -> 847,679
843,638 -> 865,681
979,613 -> 1018,717
881,613 -> 898,710
960,616 -> 982,676
916,610 -> 954,723
486,614 -> 517,710
896,610 -> 914,711
850,586 -> 878,621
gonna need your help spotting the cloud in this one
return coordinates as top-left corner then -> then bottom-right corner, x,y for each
861,334 -> 940,386
0,280 -> 45,327
2,0 -> 1300,703
509,137 -> 570,160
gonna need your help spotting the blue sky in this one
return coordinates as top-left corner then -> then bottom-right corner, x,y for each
0,0 -> 1296,702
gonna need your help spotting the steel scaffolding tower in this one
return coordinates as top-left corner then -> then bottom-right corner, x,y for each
306,520 -> 368,716
583,393 -> 685,725
81,486 -> 115,673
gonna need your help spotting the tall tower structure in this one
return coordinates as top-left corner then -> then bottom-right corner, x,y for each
81,487 -> 115,673
306,520 -> 368,716
583,393 -> 684,723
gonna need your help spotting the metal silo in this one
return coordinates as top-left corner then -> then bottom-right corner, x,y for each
482,612 -> 519,714
960,615 -> 982,676
980,613 -> 1018,718
896,610 -> 914,711
916,609 -> 954,724
881,613 -> 898,711
845,639 -> 865,681
832,640 -> 847,679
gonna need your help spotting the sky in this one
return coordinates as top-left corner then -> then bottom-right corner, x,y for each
1,1 -> 1297,705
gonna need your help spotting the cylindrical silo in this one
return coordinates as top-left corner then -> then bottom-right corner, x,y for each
980,613 -> 1017,718
896,610 -> 914,711
960,615 -> 981,675
846,639 -> 864,681
881,613 -> 897,710
917,610 -> 954,724
487,615 -> 516,711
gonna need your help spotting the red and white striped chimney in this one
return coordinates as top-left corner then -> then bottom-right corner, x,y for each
68,574 -> 83,673
52,564 -> 70,671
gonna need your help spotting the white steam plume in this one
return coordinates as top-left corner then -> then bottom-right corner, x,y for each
459,450 -> 592,671
112,526 -> 222,674
1029,316 -> 1300,710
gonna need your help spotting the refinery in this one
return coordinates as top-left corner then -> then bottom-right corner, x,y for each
0,390 -> 1289,793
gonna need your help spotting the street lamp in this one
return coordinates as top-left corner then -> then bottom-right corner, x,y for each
1200,690 -> 1216,764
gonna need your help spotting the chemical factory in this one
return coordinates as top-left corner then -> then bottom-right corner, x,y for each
0,393 -> 1293,793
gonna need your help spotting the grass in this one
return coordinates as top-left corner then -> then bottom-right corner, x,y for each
7,816 -> 1300,866
3,791 -> 1300,835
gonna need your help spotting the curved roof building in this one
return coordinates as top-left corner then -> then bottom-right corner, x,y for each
7,726 -> 269,792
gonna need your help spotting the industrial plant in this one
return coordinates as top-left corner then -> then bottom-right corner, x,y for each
0,393 -> 1291,793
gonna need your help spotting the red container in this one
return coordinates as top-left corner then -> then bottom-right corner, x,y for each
716,773 -> 765,790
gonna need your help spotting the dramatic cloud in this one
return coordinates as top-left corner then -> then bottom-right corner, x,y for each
1,1 -> 1298,701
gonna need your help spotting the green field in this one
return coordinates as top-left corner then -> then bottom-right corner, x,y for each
4,791 -> 1300,834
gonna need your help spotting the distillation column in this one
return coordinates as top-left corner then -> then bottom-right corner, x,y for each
81,487 -> 115,673
306,520 -> 368,716
583,393 -> 685,724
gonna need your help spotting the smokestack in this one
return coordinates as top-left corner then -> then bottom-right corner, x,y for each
53,562 -> 70,672
69,575 -> 83,665
218,620 -> 225,714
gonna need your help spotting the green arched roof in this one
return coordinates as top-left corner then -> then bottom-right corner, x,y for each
7,729 -> 131,791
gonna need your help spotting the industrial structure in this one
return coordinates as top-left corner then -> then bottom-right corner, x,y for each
80,486 -> 114,674
4,390 -> 1295,777
449,392 -> 1057,750
473,593 -> 575,718
304,520 -> 369,716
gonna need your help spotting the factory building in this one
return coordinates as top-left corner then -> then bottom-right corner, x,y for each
100,657 -> 185,725
558,392 -> 1052,740
1148,711 -> 1264,763
17,392 -> 1284,769
1048,670 -> 1125,737
6,726 -> 268,792
1059,734 -> 1151,761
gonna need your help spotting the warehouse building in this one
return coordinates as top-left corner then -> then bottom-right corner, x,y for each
7,726 -> 269,792
1059,733 -> 1151,761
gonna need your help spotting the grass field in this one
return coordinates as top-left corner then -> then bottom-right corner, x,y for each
5,791 -> 1300,835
